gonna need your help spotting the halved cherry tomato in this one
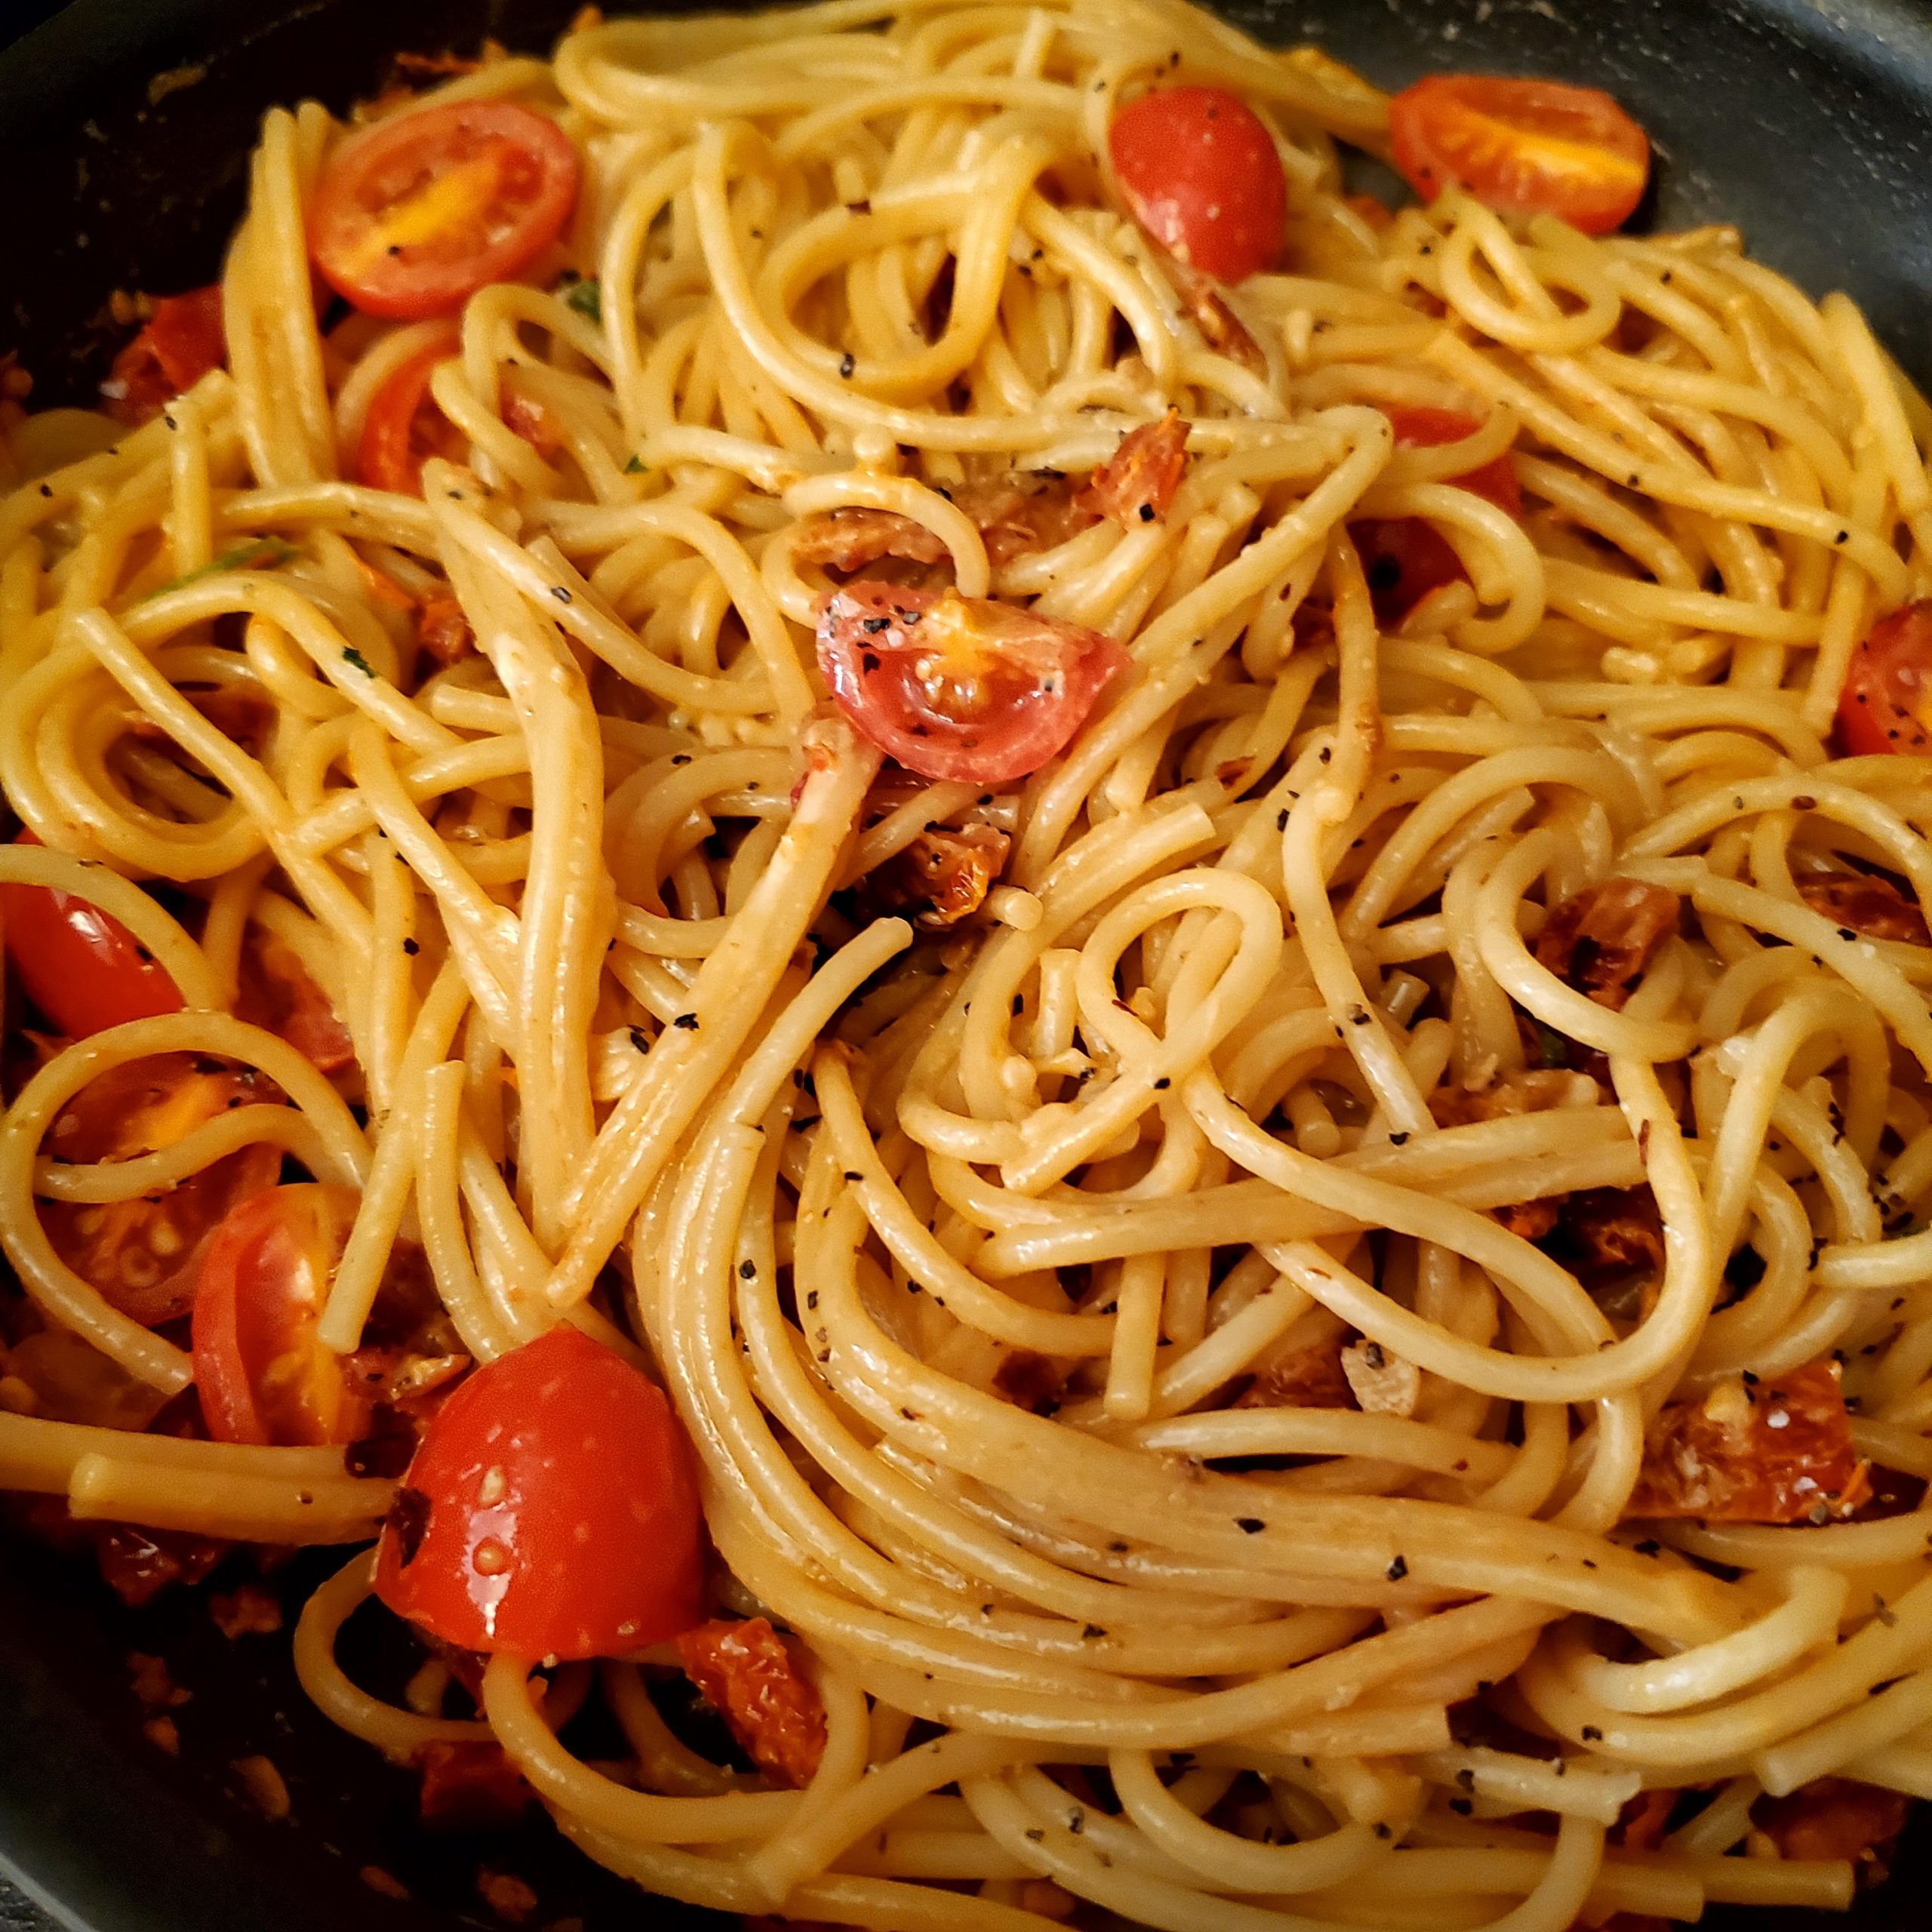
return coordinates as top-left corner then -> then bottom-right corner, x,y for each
817,583 -> 1129,785
1109,86 -> 1286,285
374,1324 -> 703,1659
102,286 -> 226,426
235,927 -> 355,1074
1838,601 -> 1932,757
355,327 -> 463,493
1,831 -> 183,1038
191,1184 -> 370,1447
311,100 -> 579,319
1388,75 -> 1650,236
1352,405 -> 1522,624
42,1054 -> 282,1327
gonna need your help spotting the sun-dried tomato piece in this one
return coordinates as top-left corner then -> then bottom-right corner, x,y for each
992,1349 -> 1068,1415
235,929 -> 355,1074
13,1495 -> 228,1607
677,1617 -> 826,1789
795,509 -> 950,577
416,595 -> 475,666
1798,872 -> 1930,946
1611,1786 -> 1677,1853
1752,1778 -> 1909,1881
1535,879 -> 1680,1011
870,824 -> 1010,931
1539,1186 -> 1666,1302
1494,1198 -> 1560,1239
1626,1361 -> 1871,1524
1234,1335 -> 1356,1411
417,1740 -> 532,1830
949,473 -> 1099,568
127,685 -> 277,760
1077,412 -> 1189,528
1429,1068 -> 1598,1128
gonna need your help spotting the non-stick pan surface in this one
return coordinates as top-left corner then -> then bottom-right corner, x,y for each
3,1 -> 1932,1927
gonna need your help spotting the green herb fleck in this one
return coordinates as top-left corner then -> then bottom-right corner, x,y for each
342,645 -> 375,678
1534,1019 -> 1570,1069
565,276 -> 603,323
143,536 -> 297,601
624,453 -> 646,475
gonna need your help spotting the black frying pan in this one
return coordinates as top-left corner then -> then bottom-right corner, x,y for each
3,1 -> 1932,1927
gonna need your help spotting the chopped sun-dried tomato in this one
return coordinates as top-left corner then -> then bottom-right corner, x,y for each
795,509 -> 949,577
1752,1778 -> 1909,1881
1535,879 -> 1681,1011
503,392 -> 565,460
870,824 -> 1010,931
14,1494 -> 226,1607
1626,1360 -> 1871,1524
1429,1067 -> 1596,1128
1494,1198 -> 1560,1240
1234,1335 -> 1357,1411
416,595 -> 475,666
676,1616 -> 827,1789
1611,1786 -> 1677,1853
1178,274 -> 1264,370
1798,872 -> 1930,946
236,928 -> 355,1074
1530,1174 -> 1669,1298
991,1349 -> 1068,1415
949,473 -> 1099,567
1076,411 -> 1189,528
417,1740 -> 533,1829
127,684 -> 276,761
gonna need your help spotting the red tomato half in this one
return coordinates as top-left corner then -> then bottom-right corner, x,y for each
818,583 -> 1128,786
43,1054 -> 282,1327
1389,74 -> 1650,235
192,1184 -> 370,1447
311,101 -> 579,319
1109,86 -> 1286,285
373,1324 -> 704,1660
1838,601 -> 1932,756
1353,405 -> 1523,624
2,832 -> 183,1038
356,328 -> 464,493
103,286 -> 226,426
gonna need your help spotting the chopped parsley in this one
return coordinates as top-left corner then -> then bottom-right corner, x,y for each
564,276 -> 603,323
341,645 -> 375,677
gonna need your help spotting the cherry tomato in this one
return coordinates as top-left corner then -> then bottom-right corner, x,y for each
103,286 -> 226,426
2,832 -> 183,1038
310,101 -> 579,319
191,1184 -> 371,1447
235,927 -> 355,1073
1388,75 -> 1650,236
817,583 -> 1129,785
1109,86 -> 1286,285
1838,601 -> 1932,757
42,1054 -> 282,1328
374,1324 -> 704,1660
355,327 -> 464,493
1352,405 -> 1522,624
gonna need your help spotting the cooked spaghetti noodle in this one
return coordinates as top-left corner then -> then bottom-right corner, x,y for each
2,2 -> 1931,1926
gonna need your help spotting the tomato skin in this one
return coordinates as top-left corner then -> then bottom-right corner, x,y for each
103,286 -> 226,426
373,1324 -> 704,1660
1109,87 -> 1286,285
192,1184 -> 369,1447
1388,74 -> 1650,236
355,328 -> 463,493
43,1054 -> 282,1327
2,832 -> 183,1038
1353,405 -> 1522,624
817,583 -> 1129,786
1838,601 -> 1932,756
311,101 -> 579,319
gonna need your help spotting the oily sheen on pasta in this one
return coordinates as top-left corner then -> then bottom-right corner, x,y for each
2,2 -> 1931,1927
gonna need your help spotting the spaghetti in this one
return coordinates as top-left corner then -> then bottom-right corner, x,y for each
2,2 -> 1930,1926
